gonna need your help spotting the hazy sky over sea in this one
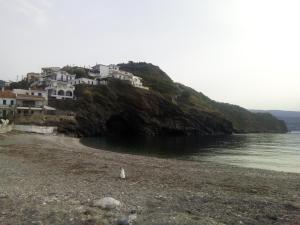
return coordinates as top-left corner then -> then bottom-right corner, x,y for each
0,0 -> 299,110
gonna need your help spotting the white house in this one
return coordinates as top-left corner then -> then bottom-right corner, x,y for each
69,78 -> 97,86
0,89 -> 16,119
15,94 -> 46,116
13,89 -> 48,103
45,70 -> 76,83
45,81 -> 75,100
89,64 -> 110,77
108,64 -> 120,71
102,70 -> 149,90
131,76 -> 148,89
11,88 -> 56,116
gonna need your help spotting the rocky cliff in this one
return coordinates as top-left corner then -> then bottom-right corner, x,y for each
50,62 -> 287,137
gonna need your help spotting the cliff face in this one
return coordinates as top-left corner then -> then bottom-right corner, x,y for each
72,81 -> 233,137
50,62 -> 287,137
118,62 -> 287,134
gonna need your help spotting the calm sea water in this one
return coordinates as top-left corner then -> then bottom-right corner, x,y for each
80,132 -> 300,173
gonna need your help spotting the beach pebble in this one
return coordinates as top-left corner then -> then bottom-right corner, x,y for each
0,193 -> 8,198
93,197 -> 121,209
128,213 -> 137,222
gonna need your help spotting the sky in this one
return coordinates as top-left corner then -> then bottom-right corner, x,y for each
0,0 -> 300,111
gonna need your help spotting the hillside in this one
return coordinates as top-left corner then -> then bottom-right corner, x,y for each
118,62 -> 287,134
66,80 -> 233,137
0,61 -> 278,136
48,62 -> 287,137
252,110 -> 300,131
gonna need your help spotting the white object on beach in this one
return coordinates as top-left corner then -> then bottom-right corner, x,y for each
120,167 -> 126,179
93,197 -> 121,209
0,119 -> 9,128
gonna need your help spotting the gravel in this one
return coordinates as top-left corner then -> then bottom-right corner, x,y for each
0,133 -> 299,225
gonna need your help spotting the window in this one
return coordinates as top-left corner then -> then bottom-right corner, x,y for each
10,100 -> 14,105
31,92 -> 34,95
38,93 -> 42,96
3,100 -> 6,105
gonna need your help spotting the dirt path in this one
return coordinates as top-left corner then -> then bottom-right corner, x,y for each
0,133 -> 299,225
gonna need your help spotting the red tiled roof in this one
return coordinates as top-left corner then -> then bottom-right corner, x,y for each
0,90 -> 16,98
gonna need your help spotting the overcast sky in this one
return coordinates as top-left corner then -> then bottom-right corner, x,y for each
0,0 -> 299,111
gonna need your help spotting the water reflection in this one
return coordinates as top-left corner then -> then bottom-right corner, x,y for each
80,133 -> 300,173
80,135 -> 249,158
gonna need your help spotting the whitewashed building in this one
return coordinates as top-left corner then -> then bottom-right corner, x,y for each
15,95 -> 46,116
108,64 -> 120,72
89,63 -> 148,89
103,70 -> 149,90
13,89 -> 48,103
44,70 -> 76,83
89,64 -> 110,77
45,81 -> 75,100
12,89 -> 56,116
0,89 -> 16,119
69,78 -> 97,86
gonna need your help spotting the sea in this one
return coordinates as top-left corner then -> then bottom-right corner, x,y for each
81,132 -> 300,173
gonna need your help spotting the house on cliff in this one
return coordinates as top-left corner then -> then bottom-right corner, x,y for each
45,80 -> 75,100
90,64 -> 149,90
70,78 -> 98,86
13,89 -> 55,116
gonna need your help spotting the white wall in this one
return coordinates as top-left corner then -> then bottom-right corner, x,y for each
13,89 -> 48,100
0,98 -> 15,106
55,71 -> 76,82
99,65 -> 109,77
70,78 -> 96,85
14,125 -> 57,134
0,124 -> 13,133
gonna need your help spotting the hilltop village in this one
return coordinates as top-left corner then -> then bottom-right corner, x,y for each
0,63 -> 148,124
0,61 -> 288,136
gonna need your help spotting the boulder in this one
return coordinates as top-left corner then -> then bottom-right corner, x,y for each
93,197 -> 121,209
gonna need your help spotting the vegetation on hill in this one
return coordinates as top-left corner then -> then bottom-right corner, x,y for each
118,62 -> 287,134
60,80 -> 233,137
62,66 -> 93,79
119,62 -> 179,97
252,110 -> 300,131
9,79 -> 32,90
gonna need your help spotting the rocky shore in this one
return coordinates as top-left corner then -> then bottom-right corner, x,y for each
0,133 -> 299,225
